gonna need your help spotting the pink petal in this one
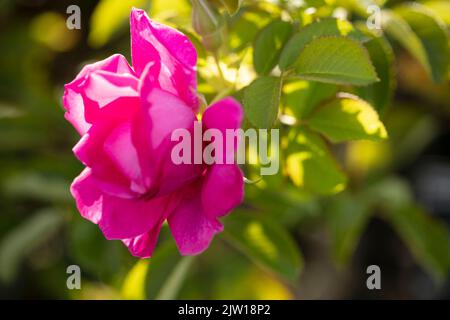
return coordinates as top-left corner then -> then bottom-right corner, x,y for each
202,97 -> 244,163
72,96 -> 141,198
202,97 -> 243,134
168,183 -> 223,255
99,193 -> 175,240
103,120 -> 146,194
122,222 -> 164,258
130,8 -> 198,109
70,168 -> 103,224
135,85 -> 202,195
63,54 -> 136,135
201,164 -> 244,219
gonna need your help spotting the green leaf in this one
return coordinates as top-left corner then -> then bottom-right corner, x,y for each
384,205 -> 450,280
279,18 -> 368,70
355,34 -> 395,115
325,194 -> 371,265
121,260 -> 150,300
307,95 -> 388,142
283,80 -> 337,119
295,37 -> 378,86
395,3 -> 450,83
0,209 -> 64,283
253,20 -> 293,74
382,10 -> 428,73
219,0 -> 241,15
424,0 -> 450,26
243,76 -> 282,128
223,211 -> 303,281
88,0 -> 147,48
286,128 -> 347,194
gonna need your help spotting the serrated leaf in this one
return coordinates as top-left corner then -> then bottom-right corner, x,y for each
243,76 -> 282,128
286,128 -> 347,194
279,18 -> 368,70
325,193 -> 371,265
307,95 -> 388,142
253,20 -> 293,74
385,205 -> 450,280
0,209 -> 64,283
356,34 -> 395,115
395,3 -> 450,83
295,37 -> 379,86
283,80 -> 337,119
223,211 -> 303,281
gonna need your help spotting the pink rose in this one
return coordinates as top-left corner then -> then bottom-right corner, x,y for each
64,8 -> 244,258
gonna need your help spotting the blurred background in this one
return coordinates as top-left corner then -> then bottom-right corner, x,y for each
0,0 -> 449,299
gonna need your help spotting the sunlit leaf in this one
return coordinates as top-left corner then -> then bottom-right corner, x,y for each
295,36 -> 378,85
395,3 -> 450,83
307,95 -> 388,142
286,128 -> 347,194
283,80 -> 337,119
423,0 -> 450,26
279,18 -> 368,70
223,211 -> 303,281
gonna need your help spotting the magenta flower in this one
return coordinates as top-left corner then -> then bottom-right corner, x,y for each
64,8 -> 244,258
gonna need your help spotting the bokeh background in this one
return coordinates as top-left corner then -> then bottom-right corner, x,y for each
0,0 -> 449,299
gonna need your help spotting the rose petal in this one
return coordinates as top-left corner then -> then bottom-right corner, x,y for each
73,96 -> 141,198
202,97 -> 243,134
99,193 -> 174,240
168,182 -> 223,255
70,168 -> 103,224
131,8 -> 198,108
63,54 -> 136,135
122,222 -> 163,258
135,85 -> 202,195
201,164 -> 244,219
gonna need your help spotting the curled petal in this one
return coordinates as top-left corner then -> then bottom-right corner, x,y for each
131,8 -> 198,108
201,164 -> 244,219
73,96 -> 141,198
63,54 -> 136,135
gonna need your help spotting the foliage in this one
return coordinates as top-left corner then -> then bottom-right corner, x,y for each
0,0 -> 449,299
